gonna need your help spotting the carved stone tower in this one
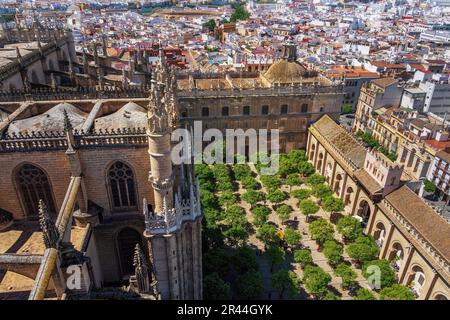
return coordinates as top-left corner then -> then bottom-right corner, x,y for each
142,54 -> 202,300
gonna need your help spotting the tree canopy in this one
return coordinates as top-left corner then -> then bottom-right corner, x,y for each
312,184 -> 333,201
294,249 -> 313,267
354,288 -> 376,300
334,263 -> 357,289
322,196 -> 345,214
251,205 -> 271,227
308,219 -> 335,244
380,284 -> 415,300
224,225 -> 249,247
306,173 -> 325,186
223,205 -> 246,227
299,199 -> 319,216
322,240 -> 343,266
303,265 -> 332,298
346,235 -> 380,263
292,189 -> 311,201
265,245 -> 285,271
218,190 -> 237,208
285,174 -> 301,190
267,189 -> 288,204
203,272 -> 231,300
336,216 -> 363,242
362,260 -> 396,289
276,204 -> 293,222
256,223 -> 280,246
230,4 -> 251,22
271,269 -> 300,299
235,271 -> 265,300
242,189 -> 265,206
284,227 -> 302,248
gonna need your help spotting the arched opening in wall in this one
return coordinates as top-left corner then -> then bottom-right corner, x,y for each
317,153 -> 323,172
15,164 -> 56,220
108,161 -> 138,211
30,70 -> 39,84
407,266 -> 426,298
117,227 -> 143,279
325,163 -> 332,183
355,200 -> 371,228
373,222 -> 386,248
434,294 -> 448,300
344,187 -> 353,206
62,50 -> 68,63
388,242 -> 404,272
334,174 -> 342,196
407,149 -> 416,168
310,144 -> 315,161
48,59 -> 56,71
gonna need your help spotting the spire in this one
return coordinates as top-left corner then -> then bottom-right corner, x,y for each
102,34 -> 108,57
38,200 -> 59,249
93,43 -> 99,66
63,109 -> 76,151
50,73 -> 57,89
63,109 -> 73,132
133,243 -> 150,294
158,40 -> 165,64
282,38 -> 297,62
16,47 -> 22,63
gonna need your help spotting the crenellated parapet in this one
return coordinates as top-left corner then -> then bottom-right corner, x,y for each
380,198 -> 450,279
143,178 -> 201,235
149,175 -> 174,191
0,86 -> 151,102
0,128 -> 148,153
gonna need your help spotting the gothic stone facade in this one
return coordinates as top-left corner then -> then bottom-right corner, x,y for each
0,61 -> 202,300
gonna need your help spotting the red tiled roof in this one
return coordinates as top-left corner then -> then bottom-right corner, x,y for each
425,139 -> 450,150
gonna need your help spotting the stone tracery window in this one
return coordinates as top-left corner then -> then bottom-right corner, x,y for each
16,164 -> 56,219
108,161 -> 137,210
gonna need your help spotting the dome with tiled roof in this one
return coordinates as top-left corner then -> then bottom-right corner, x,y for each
261,40 -> 307,84
7,102 -> 87,135
262,59 -> 307,84
94,102 -> 147,131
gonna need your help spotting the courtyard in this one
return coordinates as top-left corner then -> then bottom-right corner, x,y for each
199,149 -> 414,300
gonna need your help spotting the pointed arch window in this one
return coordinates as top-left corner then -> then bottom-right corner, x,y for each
16,164 -> 56,219
108,161 -> 137,211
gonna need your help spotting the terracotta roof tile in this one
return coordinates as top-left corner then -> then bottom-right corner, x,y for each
312,115 -> 366,168
385,186 -> 450,262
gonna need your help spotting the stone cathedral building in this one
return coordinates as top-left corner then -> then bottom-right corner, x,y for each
0,24 -> 344,299
0,51 -> 202,300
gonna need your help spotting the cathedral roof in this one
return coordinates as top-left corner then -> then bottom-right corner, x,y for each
94,102 -> 147,131
262,59 -> 307,84
7,103 -> 87,135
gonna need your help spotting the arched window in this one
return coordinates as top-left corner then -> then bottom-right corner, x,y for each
16,164 -> 56,219
108,161 -> 137,211
30,70 -> 39,84
374,222 -> 386,247
222,106 -> 229,116
117,227 -> 143,277
310,144 -> 315,161
301,104 -> 308,113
